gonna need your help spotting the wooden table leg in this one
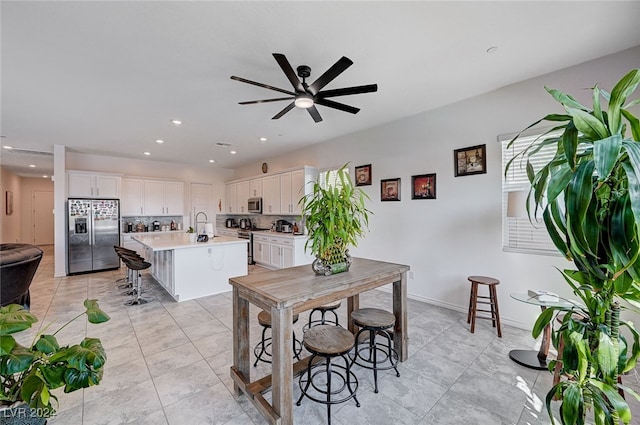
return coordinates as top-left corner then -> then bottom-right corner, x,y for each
347,294 -> 360,335
232,287 -> 250,396
271,305 -> 294,425
393,272 -> 408,361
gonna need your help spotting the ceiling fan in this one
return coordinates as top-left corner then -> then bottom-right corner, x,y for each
231,53 -> 377,123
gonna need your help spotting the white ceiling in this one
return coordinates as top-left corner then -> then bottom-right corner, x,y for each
2,1 -> 640,178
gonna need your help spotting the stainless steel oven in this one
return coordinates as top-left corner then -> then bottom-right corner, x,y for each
237,230 -> 253,265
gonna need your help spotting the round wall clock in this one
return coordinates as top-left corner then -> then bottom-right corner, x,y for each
262,162 -> 268,173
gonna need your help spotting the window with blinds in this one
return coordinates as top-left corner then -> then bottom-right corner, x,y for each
501,131 -> 561,256
319,167 -> 349,189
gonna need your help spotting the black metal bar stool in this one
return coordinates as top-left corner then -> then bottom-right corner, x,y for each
303,300 -> 342,331
467,275 -> 502,337
350,308 -> 400,393
297,325 -> 360,425
123,257 -> 152,305
253,310 -> 303,366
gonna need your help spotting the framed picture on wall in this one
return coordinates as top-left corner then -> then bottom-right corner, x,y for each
381,178 -> 400,201
5,191 -> 13,215
355,164 -> 372,186
411,174 -> 436,199
454,144 -> 486,177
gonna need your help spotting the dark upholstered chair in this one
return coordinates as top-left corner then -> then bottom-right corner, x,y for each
0,243 -> 44,309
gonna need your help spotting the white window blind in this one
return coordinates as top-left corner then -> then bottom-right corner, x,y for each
319,167 -> 349,189
501,131 -> 560,256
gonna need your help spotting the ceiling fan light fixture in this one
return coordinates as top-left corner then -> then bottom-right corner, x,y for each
294,94 -> 314,109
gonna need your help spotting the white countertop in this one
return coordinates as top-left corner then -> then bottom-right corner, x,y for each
133,233 -> 248,251
123,230 -> 182,236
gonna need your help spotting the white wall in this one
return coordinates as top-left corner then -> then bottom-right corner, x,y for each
232,46 -> 640,329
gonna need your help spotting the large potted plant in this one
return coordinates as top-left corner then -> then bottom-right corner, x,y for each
300,163 -> 371,275
0,299 -> 110,423
506,69 -> 640,424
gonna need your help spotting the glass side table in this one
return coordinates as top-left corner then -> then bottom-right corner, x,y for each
509,292 -> 577,370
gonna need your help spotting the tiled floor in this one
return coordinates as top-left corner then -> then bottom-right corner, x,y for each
18,245 -> 640,424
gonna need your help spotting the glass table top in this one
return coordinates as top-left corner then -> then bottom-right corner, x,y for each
510,292 -> 580,309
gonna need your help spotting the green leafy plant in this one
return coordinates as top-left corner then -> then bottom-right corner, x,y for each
0,299 -> 110,418
300,163 -> 371,273
186,226 -> 195,234
506,69 -> 640,424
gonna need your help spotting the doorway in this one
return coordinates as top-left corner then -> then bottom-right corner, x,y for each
33,190 -> 54,244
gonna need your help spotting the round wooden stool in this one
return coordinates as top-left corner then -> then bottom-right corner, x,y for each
467,275 -> 502,337
303,301 -> 342,331
253,310 -> 303,366
297,325 -> 360,424
350,308 -> 400,393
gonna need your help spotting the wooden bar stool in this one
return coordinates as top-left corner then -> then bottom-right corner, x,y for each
467,275 -> 502,337
253,310 -> 303,366
350,308 -> 400,393
297,325 -> 360,424
303,301 -> 342,331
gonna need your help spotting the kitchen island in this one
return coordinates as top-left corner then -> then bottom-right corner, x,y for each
132,233 -> 248,302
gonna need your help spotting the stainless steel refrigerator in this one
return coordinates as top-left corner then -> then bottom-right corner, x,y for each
67,198 -> 120,275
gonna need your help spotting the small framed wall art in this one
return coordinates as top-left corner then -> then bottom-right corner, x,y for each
411,174 -> 436,199
381,178 -> 400,201
355,164 -> 372,186
454,144 -> 486,177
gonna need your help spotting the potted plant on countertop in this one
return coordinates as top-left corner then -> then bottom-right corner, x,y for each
0,299 -> 110,424
300,163 -> 371,276
186,226 -> 196,243
506,69 -> 640,424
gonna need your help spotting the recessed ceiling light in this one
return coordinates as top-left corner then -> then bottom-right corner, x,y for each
486,46 -> 498,54
209,159 -> 215,163
144,152 -> 151,156
171,120 -> 182,125
156,139 -> 164,144
29,164 -> 36,168
259,137 -> 267,142
230,150 -> 237,155
3,145 -> 13,149
42,175 -> 48,178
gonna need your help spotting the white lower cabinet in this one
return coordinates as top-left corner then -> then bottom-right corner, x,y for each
252,233 -> 311,269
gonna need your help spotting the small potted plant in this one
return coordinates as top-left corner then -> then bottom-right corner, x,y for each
0,299 -> 110,423
300,163 -> 371,275
186,226 -> 196,243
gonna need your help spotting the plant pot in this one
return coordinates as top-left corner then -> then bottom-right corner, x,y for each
188,233 -> 196,243
311,252 -> 353,276
0,402 -> 47,425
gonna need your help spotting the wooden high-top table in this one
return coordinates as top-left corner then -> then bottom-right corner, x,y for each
229,258 -> 410,425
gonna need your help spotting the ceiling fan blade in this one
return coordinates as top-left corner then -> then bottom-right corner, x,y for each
272,53 -> 305,93
272,102 -> 295,120
315,98 -> 360,114
308,56 -> 353,95
231,76 -> 295,96
317,84 -> 378,98
239,97 -> 294,105
307,106 -> 323,123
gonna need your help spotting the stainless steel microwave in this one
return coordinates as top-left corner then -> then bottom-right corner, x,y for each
248,197 -> 262,213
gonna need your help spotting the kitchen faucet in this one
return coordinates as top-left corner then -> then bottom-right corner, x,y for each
195,211 -> 208,234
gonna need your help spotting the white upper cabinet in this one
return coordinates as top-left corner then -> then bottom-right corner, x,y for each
129,179 -> 184,216
225,183 -> 238,214
236,180 -> 250,214
262,175 -> 281,215
249,178 -> 263,198
68,172 -> 121,198
121,178 -> 144,216
224,166 -> 317,216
